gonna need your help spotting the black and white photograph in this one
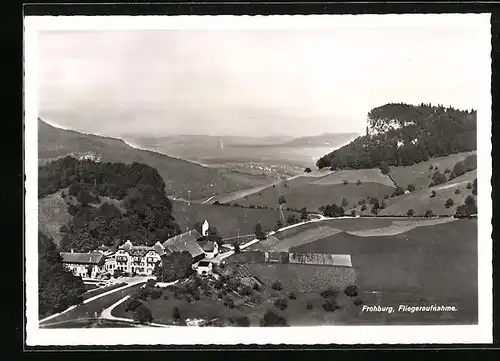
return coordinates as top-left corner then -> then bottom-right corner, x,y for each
24,14 -> 492,345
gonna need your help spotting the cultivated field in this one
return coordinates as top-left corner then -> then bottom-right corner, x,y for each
311,168 -> 395,187
290,219 -> 478,324
388,151 -> 476,191
171,200 -> 299,239
231,182 -> 396,212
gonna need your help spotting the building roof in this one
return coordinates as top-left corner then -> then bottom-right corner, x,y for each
198,261 -> 211,267
60,252 -> 105,265
288,253 -> 352,267
200,240 -> 216,252
116,241 -> 165,257
162,230 -> 204,258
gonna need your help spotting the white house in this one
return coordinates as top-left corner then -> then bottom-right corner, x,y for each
60,250 -> 106,279
104,240 -> 164,276
195,260 -> 213,276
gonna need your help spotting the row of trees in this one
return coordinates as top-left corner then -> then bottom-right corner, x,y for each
317,103 -> 476,170
38,232 -> 86,317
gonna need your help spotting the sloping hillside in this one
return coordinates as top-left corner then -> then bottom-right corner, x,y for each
379,170 -> 477,216
388,151 -> 476,191
38,118 -> 255,200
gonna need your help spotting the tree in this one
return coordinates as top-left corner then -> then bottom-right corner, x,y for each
445,198 -> 454,208
323,204 -> 345,217
406,209 -> 415,217
356,180 -> 362,186
278,196 -> 287,223
38,232 -> 86,317
407,184 -> 415,192
424,209 -> 435,218
300,207 -> 308,220
287,214 -> 298,225
466,182 -> 472,189
304,167 -> 312,173
455,189 -> 461,195
274,298 -> 288,310
153,251 -> 194,282
430,171 -> 447,186
379,161 -> 390,175
341,198 -> 349,207
361,204 -> 367,211
255,223 -> 266,240
430,190 -> 437,198
206,227 -> 223,246
472,178 -> 477,195
233,241 -> 241,253
455,196 -> 477,217
260,310 -> 288,327
350,209 -> 356,217
133,305 -> 153,324
271,281 -> 283,291
343,180 -> 349,185
444,168 -> 451,174
452,161 -> 466,178
344,285 -> 358,297
172,306 -> 181,323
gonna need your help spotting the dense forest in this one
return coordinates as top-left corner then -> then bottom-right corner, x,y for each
39,157 -> 181,252
317,103 -> 476,170
39,232 -> 86,317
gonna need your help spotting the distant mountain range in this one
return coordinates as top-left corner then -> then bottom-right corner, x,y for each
282,133 -> 360,147
38,118 -> 258,200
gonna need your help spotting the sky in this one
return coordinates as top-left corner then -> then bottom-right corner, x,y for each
37,15 -> 488,138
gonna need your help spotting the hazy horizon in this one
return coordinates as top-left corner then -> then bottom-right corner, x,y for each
38,15 -> 484,138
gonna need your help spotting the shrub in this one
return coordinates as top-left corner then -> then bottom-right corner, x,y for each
430,190 -> 437,198
271,281 -> 283,291
392,187 -> 404,197
322,299 -> 341,312
274,298 -> 288,310
343,180 -> 349,185
429,164 -> 434,171
288,292 -> 297,300
306,301 -> 313,310
341,198 -> 348,207
407,184 -> 415,192
172,306 -> 181,323
455,189 -> 461,195
320,287 -> 338,299
406,209 -> 415,217
455,195 -> 477,217
472,178 -> 477,195
356,180 -> 362,186
379,161 -> 390,175
358,199 -> 366,206
445,198 -> 454,208
380,201 -> 386,209
150,288 -> 163,300
249,294 -> 263,305
344,285 -> 358,297
260,310 -> 288,327
133,305 -> 153,324
304,167 -> 312,173
124,297 -> 143,312
163,295 -> 169,300
353,298 -> 364,306
424,209 -> 435,218
435,166 -> 438,171
444,168 -> 451,173
384,194 -> 389,199
235,316 -> 250,327
223,296 -> 235,309
350,210 -> 356,217
466,182 -> 472,189
361,204 -> 367,211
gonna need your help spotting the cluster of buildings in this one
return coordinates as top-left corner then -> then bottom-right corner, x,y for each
60,220 -> 220,279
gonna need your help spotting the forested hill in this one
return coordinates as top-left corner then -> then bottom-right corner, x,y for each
317,103 -> 476,170
39,157 -> 181,252
38,118 -> 250,200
